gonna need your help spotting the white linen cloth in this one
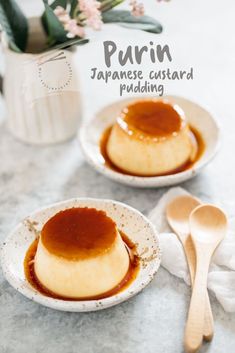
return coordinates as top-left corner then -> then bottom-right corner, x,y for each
148,187 -> 235,312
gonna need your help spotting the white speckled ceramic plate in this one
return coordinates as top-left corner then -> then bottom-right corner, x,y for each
79,96 -> 220,188
1,198 -> 161,312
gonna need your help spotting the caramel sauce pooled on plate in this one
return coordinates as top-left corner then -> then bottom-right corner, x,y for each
24,208 -> 140,301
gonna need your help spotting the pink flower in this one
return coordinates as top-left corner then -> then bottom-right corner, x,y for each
129,0 -> 145,17
64,19 -> 85,38
78,0 -> 103,30
54,6 -> 66,17
58,13 -> 71,23
54,6 -> 85,38
54,6 -> 71,24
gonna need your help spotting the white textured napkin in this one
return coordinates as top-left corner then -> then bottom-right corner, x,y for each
148,187 -> 235,312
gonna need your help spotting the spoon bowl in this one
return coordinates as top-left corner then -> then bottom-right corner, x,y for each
166,195 -> 201,239
190,205 -> 228,244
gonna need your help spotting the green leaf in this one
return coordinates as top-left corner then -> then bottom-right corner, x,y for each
69,0 -> 78,17
42,37 -> 89,52
0,0 -> 28,52
102,10 -> 162,34
41,0 -> 68,35
41,1 -> 68,45
49,0 -> 68,10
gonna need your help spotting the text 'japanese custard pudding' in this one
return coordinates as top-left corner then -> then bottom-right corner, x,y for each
106,100 -> 194,176
34,208 -> 130,299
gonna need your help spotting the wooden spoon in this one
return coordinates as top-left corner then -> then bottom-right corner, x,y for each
184,204 -> 227,353
166,195 -> 214,341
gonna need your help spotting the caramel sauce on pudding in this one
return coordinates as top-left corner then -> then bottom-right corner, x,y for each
24,230 -> 139,301
120,100 -> 184,138
41,208 -> 117,260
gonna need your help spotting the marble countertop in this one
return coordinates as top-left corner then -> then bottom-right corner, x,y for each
0,0 -> 235,352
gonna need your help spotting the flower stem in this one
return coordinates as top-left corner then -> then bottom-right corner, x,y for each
73,0 -> 124,25
100,0 -> 124,13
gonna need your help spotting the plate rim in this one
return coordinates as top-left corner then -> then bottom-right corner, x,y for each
1,197 -> 161,312
79,95 -> 220,188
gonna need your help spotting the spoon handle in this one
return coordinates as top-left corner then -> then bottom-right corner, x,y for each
184,246 -> 212,353
203,292 -> 214,340
184,237 -> 214,341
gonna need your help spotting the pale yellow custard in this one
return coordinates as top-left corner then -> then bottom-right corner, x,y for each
106,100 -> 194,176
33,208 -> 130,299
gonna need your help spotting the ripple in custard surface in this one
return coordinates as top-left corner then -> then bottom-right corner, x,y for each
120,100 -> 185,138
41,207 -> 117,260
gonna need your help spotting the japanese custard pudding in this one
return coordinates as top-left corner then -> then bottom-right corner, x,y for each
33,208 -> 130,299
106,100 -> 194,176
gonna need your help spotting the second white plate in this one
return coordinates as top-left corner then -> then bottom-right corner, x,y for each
1,198 -> 161,312
79,96 -> 220,188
